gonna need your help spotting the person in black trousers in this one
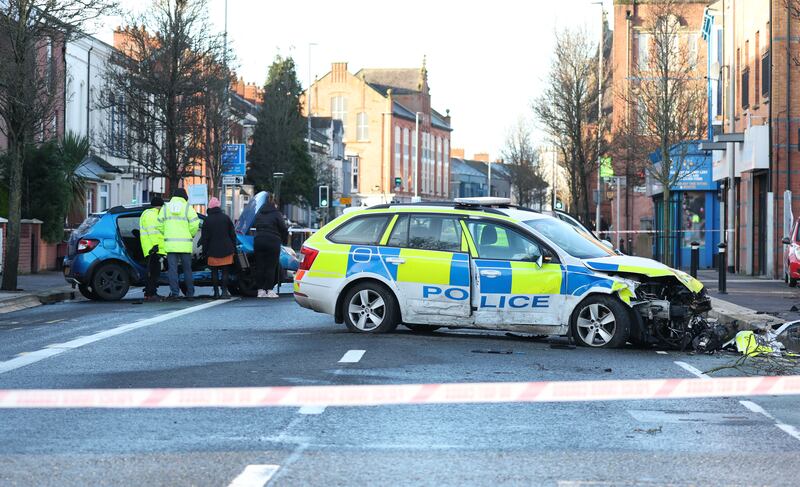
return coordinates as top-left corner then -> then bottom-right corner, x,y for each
200,197 -> 237,298
253,198 -> 288,298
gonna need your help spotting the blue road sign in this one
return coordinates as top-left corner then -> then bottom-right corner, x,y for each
222,144 -> 246,176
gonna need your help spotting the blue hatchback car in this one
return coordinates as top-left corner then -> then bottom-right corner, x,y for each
63,192 -> 299,301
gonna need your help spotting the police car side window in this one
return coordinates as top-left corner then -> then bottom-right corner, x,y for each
406,215 -> 462,252
328,215 -> 391,245
468,221 -> 545,262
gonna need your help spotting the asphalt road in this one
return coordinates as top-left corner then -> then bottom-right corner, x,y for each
0,292 -> 799,486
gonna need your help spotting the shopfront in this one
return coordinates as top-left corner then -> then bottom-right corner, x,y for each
648,142 -> 721,270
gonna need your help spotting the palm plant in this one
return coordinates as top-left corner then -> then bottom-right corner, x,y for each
58,132 -> 91,215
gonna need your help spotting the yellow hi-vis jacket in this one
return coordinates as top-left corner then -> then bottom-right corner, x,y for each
139,207 -> 166,256
157,197 -> 200,254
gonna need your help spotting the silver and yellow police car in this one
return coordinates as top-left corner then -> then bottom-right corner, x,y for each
293,198 -> 711,348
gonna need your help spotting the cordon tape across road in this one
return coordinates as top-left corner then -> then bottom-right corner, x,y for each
1,375 -> 799,409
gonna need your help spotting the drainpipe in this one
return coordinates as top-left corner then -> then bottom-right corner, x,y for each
86,45 -> 93,137
787,0 -> 792,195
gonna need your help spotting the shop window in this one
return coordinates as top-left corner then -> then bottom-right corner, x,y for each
681,192 -> 706,248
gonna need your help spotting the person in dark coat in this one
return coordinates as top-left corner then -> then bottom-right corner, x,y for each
200,197 -> 237,298
253,198 -> 288,298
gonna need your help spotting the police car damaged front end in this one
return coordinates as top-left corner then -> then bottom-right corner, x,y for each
585,259 -> 714,350
627,276 -> 713,349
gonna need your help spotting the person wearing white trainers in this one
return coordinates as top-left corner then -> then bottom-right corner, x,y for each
253,196 -> 289,299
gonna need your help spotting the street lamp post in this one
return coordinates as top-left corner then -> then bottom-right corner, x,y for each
593,1 -> 605,235
307,43 -> 318,154
488,160 -> 492,197
413,112 -> 422,202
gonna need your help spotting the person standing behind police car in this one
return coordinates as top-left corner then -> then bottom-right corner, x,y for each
200,197 -> 237,299
253,198 -> 288,298
158,187 -> 200,300
139,196 -> 165,302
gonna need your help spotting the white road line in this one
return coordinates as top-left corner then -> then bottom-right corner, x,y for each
298,405 -> 327,415
339,349 -> 365,363
656,351 -> 668,355
740,400 -> 800,443
776,423 -> 800,442
674,361 -> 710,379
0,299 -> 234,375
227,464 -> 280,487
740,400 -> 775,419
45,319 -> 64,324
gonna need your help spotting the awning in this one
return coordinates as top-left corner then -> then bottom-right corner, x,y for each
75,155 -> 122,182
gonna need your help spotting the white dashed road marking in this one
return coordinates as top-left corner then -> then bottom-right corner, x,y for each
298,405 -> 327,415
227,464 -> 280,487
339,349 -> 365,363
673,361 -> 710,379
740,400 -> 800,443
656,351 -> 668,355
0,299 -> 235,375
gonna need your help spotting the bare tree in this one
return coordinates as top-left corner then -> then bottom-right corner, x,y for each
502,119 -> 548,208
618,0 -> 706,265
103,0 -> 228,193
0,0 -> 117,290
533,27 -> 606,225
197,58 -> 238,198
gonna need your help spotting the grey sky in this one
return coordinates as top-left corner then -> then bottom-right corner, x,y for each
99,0 -> 612,159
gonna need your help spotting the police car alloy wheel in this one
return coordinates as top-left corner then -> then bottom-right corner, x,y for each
342,283 -> 399,333
570,295 -> 629,348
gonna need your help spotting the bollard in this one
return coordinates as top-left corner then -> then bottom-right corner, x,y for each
690,241 -> 700,278
717,242 -> 727,294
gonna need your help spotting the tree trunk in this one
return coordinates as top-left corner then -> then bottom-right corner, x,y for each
2,141 -> 24,291
662,186 -> 671,266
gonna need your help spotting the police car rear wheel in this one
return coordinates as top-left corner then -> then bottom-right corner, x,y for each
343,284 -> 398,333
570,296 -> 629,348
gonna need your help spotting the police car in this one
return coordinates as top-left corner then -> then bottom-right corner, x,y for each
293,198 -> 711,348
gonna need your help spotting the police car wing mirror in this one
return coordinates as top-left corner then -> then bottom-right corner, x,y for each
601,239 -> 614,249
536,254 -> 544,268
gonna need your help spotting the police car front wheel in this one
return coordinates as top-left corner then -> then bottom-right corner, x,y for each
570,295 -> 630,348
342,283 -> 399,333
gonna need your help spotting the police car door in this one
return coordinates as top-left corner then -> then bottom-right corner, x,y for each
383,213 -> 472,324
465,220 -> 563,327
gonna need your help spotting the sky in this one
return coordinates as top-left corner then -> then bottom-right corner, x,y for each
98,0 -> 613,160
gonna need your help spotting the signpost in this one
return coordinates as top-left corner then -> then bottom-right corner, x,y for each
221,143 -> 246,219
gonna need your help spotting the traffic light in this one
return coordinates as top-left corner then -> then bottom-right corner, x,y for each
318,185 -> 329,208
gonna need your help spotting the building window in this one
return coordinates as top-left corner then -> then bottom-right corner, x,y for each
411,129 -> 417,191
687,33 -> 699,69
762,51 -> 770,98
351,157 -> 359,193
394,126 -> 401,183
357,112 -> 368,141
108,92 -> 126,156
443,139 -> 450,197
741,68 -> 750,109
403,128 -> 410,189
637,33 -> 650,70
331,96 -> 347,135
99,184 -> 110,212
86,187 -> 95,215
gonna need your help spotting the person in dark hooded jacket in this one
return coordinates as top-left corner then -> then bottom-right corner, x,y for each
253,198 -> 288,298
200,197 -> 237,298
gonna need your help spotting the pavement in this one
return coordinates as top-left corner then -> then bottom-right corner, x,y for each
0,271 -> 75,315
0,293 -> 799,486
696,269 -> 800,329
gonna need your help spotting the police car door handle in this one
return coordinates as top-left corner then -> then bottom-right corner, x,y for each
385,257 -> 405,265
480,270 -> 501,278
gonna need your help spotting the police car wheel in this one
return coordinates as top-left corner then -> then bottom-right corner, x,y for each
570,295 -> 629,348
342,283 -> 398,333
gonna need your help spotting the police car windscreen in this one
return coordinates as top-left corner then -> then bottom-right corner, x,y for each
523,219 -> 615,259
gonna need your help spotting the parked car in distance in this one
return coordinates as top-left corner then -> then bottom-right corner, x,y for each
782,217 -> 800,287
